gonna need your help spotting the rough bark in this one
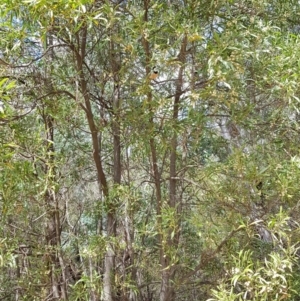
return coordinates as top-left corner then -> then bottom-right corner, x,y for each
103,35 -> 121,301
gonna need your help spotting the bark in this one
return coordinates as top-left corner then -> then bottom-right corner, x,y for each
141,1 -> 178,300
160,35 -> 188,301
141,0 -> 163,270
72,27 -> 110,301
103,36 -> 121,301
43,32 -> 68,300
73,27 -> 109,198
44,115 -> 66,300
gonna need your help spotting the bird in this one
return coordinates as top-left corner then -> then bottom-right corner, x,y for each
149,66 -> 158,80
216,81 -> 231,92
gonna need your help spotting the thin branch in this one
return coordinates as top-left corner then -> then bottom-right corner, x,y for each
11,44 -> 69,68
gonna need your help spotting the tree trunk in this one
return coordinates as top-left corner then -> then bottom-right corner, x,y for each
44,115 -> 66,300
160,35 -> 187,301
73,27 -> 109,301
43,32 -> 68,300
103,35 -> 121,301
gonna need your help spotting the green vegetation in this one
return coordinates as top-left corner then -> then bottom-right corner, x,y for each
1,0 -> 300,300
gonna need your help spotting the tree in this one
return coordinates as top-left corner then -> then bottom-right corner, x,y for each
1,0 -> 300,301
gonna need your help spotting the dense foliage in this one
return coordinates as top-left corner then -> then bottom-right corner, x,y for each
1,1 -> 300,300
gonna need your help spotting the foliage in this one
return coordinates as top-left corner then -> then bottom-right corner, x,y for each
209,213 -> 299,301
1,0 -> 300,301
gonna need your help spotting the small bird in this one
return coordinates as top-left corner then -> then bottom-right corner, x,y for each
149,67 -> 158,80
216,81 -> 231,92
